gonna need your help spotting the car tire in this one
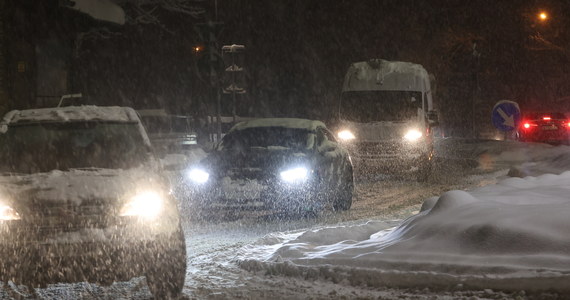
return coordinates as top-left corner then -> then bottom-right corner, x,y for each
333,171 -> 353,211
146,226 -> 187,300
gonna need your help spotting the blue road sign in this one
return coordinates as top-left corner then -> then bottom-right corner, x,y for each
491,100 -> 521,132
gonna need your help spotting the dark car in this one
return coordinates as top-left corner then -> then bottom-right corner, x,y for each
0,106 -> 186,298
517,112 -> 570,144
182,118 -> 354,215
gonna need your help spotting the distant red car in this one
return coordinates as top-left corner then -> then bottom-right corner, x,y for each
517,112 -> 570,144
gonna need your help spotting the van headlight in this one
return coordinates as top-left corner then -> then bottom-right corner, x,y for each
403,129 -> 423,142
0,203 -> 20,221
187,168 -> 210,184
280,167 -> 309,183
120,191 -> 164,219
337,130 -> 356,141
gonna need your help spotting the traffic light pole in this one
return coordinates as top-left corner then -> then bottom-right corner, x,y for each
222,44 -> 246,124
195,21 -> 223,142
207,29 -> 222,141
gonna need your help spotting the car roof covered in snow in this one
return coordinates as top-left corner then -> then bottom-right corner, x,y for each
1,105 -> 140,125
229,118 -> 326,132
343,59 -> 430,92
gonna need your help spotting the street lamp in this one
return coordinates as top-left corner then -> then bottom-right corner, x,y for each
538,11 -> 548,22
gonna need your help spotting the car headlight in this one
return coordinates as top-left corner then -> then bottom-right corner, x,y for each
0,204 -> 20,221
280,167 -> 309,183
403,129 -> 423,142
187,168 -> 210,184
120,191 -> 163,218
337,130 -> 356,141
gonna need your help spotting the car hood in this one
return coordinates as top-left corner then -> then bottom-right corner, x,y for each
0,168 -> 165,206
204,147 -> 311,175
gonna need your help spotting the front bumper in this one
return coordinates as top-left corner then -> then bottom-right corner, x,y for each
189,178 -> 319,212
0,217 -> 180,286
343,140 -> 431,172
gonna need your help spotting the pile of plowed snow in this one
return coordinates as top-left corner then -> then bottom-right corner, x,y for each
237,142 -> 570,293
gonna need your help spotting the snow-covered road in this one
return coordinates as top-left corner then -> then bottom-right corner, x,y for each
3,138 -> 568,299
178,148 -> 511,299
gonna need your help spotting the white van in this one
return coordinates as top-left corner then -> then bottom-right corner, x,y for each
335,59 -> 438,180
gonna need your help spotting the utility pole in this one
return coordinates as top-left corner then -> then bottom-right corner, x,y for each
222,44 -> 246,123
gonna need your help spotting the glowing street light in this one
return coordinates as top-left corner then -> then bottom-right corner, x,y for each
538,11 -> 548,22
193,45 -> 204,54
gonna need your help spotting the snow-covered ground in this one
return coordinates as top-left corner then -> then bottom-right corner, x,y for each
4,138 -> 570,299
231,139 -> 570,298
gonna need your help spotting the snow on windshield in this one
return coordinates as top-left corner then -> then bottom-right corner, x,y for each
220,126 -> 314,151
0,122 -> 149,173
237,142 -> 570,293
230,118 -> 325,132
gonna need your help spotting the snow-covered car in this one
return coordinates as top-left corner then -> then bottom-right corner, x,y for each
0,106 -> 186,298
183,118 -> 354,215
517,112 -> 570,144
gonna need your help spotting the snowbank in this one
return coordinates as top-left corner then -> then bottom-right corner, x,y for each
437,138 -> 570,177
238,144 -> 570,293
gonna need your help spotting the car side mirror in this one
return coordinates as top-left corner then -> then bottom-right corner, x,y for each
427,110 -> 439,126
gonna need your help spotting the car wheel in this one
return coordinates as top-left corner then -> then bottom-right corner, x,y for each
146,226 -> 187,300
333,171 -> 353,211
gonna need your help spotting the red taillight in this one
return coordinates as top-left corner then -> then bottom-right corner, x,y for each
522,121 -> 537,129
543,116 -> 551,120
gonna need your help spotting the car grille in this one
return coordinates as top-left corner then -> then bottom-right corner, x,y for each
353,141 -> 402,158
227,168 -> 271,181
19,198 -> 119,231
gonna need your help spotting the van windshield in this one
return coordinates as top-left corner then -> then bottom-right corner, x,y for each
340,91 -> 422,122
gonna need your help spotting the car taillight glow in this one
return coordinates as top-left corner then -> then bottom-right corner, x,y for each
543,116 -> 551,120
522,121 -> 538,129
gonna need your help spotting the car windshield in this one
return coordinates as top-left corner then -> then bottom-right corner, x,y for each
141,115 -> 192,135
0,121 -> 149,173
219,127 -> 312,151
340,91 -> 422,122
171,117 -> 191,133
140,116 -> 171,135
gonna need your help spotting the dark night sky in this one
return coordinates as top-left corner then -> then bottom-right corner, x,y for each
71,0 -> 570,135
